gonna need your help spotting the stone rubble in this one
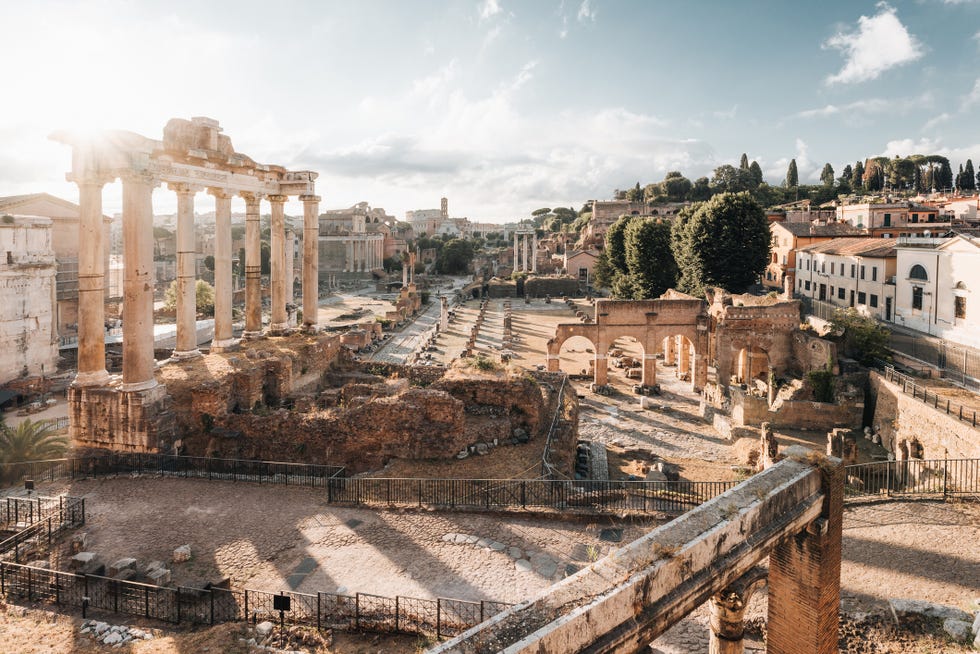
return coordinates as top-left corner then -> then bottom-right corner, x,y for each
79,620 -> 155,647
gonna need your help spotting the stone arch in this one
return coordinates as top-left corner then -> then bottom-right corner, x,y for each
547,323 -> 601,382
661,333 -> 699,389
734,345 -> 770,386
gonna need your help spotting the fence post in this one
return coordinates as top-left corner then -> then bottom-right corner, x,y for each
480,600 -> 485,623
355,593 -> 360,630
418,479 -> 423,508
317,592 -> 321,631
145,587 -> 150,618
27,566 -> 32,602
394,596 -> 399,633
210,589 -> 215,624
521,481 -> 526,509
437,598 -> 442,639
176,586 -> 181,624
943,458 -> 949,501
242,589 -> 247,624
114,579 -> 119,614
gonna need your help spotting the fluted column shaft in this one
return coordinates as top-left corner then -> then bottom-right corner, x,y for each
513,232 -> 519,270
243,193 -> 262,335
532,234 -> 538,273
301,195 -> 320,329
268,195 -> 288,333
74,179 -> 110,386
172,184 -> 201,358
210,189 -> 234,349
121,173 -> 158,391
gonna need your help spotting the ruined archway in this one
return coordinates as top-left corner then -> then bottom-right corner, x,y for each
735,346 -> 771,386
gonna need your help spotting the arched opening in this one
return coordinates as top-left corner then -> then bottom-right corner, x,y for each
556,335 -> 597,379
734,346 -> 770,388
909,264 -> 928,280
607,336 -> 646,384
661,334 -> 700,393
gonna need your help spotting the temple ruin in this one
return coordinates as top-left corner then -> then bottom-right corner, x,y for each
53,117 -> 320,451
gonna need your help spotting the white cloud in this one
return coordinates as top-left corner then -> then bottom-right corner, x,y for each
712,105 -> 738,120
765,138 -> 813,183
479,0 -> 501,20
577,0 -> 595,23
922,112 -> 952,131
795,93 -> 931,119
963,78 -> 980,110
823,3 -> 924,84
879,137 -> 941,157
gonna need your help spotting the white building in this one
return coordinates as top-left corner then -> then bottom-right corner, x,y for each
893,234 -> 980,347
795,238 -> 897,321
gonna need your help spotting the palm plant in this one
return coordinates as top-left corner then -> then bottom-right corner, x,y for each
0,418 -> 69,485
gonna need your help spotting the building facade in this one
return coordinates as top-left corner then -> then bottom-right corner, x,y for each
764,221 -> 863,292
892,234 -> 980,348
795,238 -> 897,321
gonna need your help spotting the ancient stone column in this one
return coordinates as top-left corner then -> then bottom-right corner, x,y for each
268,194 -> 288,334
532,234 -> 538,273
679,337 -> 691,376
594,352 -> 608,386
664,336 -> 676,366
642,353 -> 657,387
120,172 -> 158,391
171,183 -> 201,359
708,567 -> 768,654
299,195 -> 320,330
73,177 -> 110,387
523,235 -> 529,272
766,454 -> 843,654
209,188 -> 235,351
242,192 -> 262,336
402,259 -> 408,287
285,228 -> 295,317
513,231 -> 519,271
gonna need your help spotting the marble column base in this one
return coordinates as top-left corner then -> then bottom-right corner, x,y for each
120,378 -> 159,393
171,348 -> 202,361
268,322 -> 291,335
73,369 -> 110,388
209,338 -> 240,353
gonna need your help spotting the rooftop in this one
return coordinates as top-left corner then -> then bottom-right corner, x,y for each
797,237 -> 897,258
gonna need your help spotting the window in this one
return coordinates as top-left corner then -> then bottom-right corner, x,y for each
772,253 -> 778,263
909,264 -> 928,281
766,272 -> 772,281
872,266 -> 877,282
911,213 -> 919,223
858,291 -> 866,304
883,213 -> 891,227
821,262 -> 825,273
838,287 -> 846,300
928,213 -> 936,223
799,279 -> 803,289
955,296 -> 966,319
860,265 -> 865,280
782,255 -> 787,265
830,262 -> 835,275
870,295 -> 878,308
805,280 -> 811,291
850,264 -> 855,278
912,286 -> 923,310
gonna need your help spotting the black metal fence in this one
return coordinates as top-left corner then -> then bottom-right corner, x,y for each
2,495 -> 77,529
0,497 -> 85,563
844,458 -> 980,499
0,453 -> 346,488
324,477 -> 737,515
0,561 -> 510,639
881,365 -> 979,429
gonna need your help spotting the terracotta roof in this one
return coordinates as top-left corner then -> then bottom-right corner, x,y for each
0,193 -> 81,213
797,237 -> 896,258
774,222 -> 864,237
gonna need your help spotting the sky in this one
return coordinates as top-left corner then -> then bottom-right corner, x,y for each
1,0 -> 979,223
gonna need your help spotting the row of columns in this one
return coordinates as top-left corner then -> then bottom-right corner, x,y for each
512,231 -> 537,273
344,236 -> 384,273
73,174 -> 320,391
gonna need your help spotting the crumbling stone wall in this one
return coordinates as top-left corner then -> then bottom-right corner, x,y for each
868,371 -> 980,460
792,331 -> 839,375
525,277 -> 581,298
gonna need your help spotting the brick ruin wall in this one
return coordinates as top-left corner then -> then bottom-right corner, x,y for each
153,337 -> 565,473
868,371 -> 980,461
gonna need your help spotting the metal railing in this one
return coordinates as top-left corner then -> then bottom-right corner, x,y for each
541,374 -> 568,478
0,454 -> 346,488
2,495 -> 81,529
324,477 -> 737,515
0,561 -> 510,639
0,497 -> 85,563
888,328 -> 980,391
881,365 -> 979,429
844,458 -> 979,499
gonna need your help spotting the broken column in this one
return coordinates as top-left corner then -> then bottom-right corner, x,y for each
759,422 -> 779,470
708,567 -> 768,654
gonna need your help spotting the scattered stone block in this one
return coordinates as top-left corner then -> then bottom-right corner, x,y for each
143,560 -> 165,574
256,621 -> 275,637
508,547 -> 523,559
944,618 -> 972,643
103,632 -> 122,645
70,552 -> 98,571
113,568 -> 138,582
889,598 -> 972,626
644,469 -> 668,482
515,559 -> 533,573
172,545 -> 192,563
489,541 -> 505,552
147,567 -> 171,585
108,558 -> 137,577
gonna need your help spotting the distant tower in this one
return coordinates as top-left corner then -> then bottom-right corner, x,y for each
440,197 -> 448,220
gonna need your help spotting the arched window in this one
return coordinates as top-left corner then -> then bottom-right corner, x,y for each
909,264 -> 928,280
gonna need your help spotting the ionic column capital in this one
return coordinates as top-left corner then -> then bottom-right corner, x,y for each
267,194 -> 288,204
207,187 -> 234,200
119,170 -> 160,188
240,191 -> 264,204
73,174 -> 115,188
168,182 -> 203,195
299,194 -> 321,203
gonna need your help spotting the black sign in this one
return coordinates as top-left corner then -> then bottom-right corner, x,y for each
273,595 -> 291,612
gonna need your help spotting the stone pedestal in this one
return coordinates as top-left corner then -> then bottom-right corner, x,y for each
68,382 -> 175,453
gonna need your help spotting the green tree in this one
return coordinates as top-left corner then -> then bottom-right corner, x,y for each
820,163 -> 835,187
830,308 -> 891,366
0,419 -> 69,482
785,159 -> 799,188
671,192 -> 770,296
961,159 -> 976,191
260,242 -> 271,275
625,182 -> 643,202
434,238 -> 474,274
851,160 -> 865,190
690,177 -> 713,201
624,218 -> 678,299
712,165 -> 755,193
163,279 -> 216,316
604,215 -> 637,276
739,153 -> 749,170
203,255 -> 215,272
748,161 -> 764,187
863,159 -> 884,191
937,159 -> 954,190
531,207 -> 551,216
660,172 -> 693,202
591,249 -> 615,288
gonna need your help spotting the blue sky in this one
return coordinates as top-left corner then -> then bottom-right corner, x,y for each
1,0 -> 979,222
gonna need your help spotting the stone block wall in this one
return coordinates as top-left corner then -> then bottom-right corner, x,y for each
868,371 -> 980,460
729,387 -> 863,432
525,277 -> 581,298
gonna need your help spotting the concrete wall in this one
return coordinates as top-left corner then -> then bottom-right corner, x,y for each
868,370 -> 980,460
